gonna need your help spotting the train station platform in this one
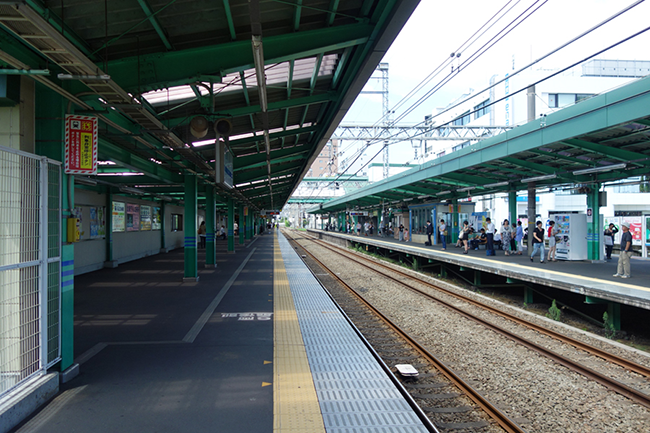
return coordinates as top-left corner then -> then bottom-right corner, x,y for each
308,229 -> 650,312
10,231 -> 430,433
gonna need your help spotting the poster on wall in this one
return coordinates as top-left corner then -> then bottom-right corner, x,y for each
126,203 -> 140,231
645,215 -> 650,245
90,206 -> 106,239
64,114 -> 98,175
622,216 -> 643,246
152,207 -> 162,230
140,206 -> 152,231
112,202 -> 125,232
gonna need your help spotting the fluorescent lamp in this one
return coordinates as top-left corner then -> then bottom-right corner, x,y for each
403,198 -> 414,202
74,176 -> 97,186
58,73 -> 111,81
436,190 -> 452,195
119,186 -> 144,195
484,181 -> 509,188
573,163 -> 626,175
417,195 -> 430,199
457,186 -> 477,192
521,173 -> 557,183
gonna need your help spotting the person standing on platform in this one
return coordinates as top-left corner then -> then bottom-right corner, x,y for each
403,228 -> 410,242
547,220 -> 559,262
197,221 -> 207,248
604,223 -> 619,260
461,220 -> 471,254
426,220 -> 433,246
500,219 -> 513,256
514,221 -> 524,255
364,221 -> 369,236
486,217 -> 495,256
398,223 -> 404,241
614,223 -> 633,278
356,221 -> 361,235
530,221 -> 545,263
439,219 -> 447,250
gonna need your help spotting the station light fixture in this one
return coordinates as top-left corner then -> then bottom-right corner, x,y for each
484,181 -> 509,188
436,190 -> 452,195
119,186 -> 144,195
457,186 -> 477,192
58,73 -> 111,81
74,176 -> 97,186
520,173 -> 557,183
572,163 -> 627,175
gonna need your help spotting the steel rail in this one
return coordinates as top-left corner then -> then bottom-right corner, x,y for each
285,231 -> 527,433
309,234 -> 650,378
301,233 -> 650,409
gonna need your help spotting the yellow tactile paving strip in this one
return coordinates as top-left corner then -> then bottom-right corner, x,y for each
273,236 -> 326,433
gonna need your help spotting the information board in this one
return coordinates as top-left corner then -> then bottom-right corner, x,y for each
126,203 -> 140,231
152,207 -> 162,230
140,206 -> 152,231
112,202 -> 125,232
65,114 -> 97,174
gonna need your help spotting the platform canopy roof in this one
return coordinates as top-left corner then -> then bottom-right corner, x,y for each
312,75 -> 650,213
0,0 -> 418,210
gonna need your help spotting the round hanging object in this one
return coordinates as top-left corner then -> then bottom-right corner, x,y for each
190,116 -> 209,138
214,118 -> 233,136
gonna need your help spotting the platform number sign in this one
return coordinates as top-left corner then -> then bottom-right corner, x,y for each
65,114 -> 98,175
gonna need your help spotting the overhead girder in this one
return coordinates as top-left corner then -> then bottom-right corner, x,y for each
98,23 -> 373,93
562,139 -> 650,167
98,139 -> 184,184
235,160 -> 304,184
228,126 -> 318,152
233,144 -> 311,170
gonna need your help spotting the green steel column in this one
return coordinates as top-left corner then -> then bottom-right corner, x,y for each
183,175 -> 199,281
451,198 -> 459,241
35,83 -> 75,370
227,198 -> 235,253
247,211 -> 252,239
205,187 -> 216,268
239,205 -> 245,245
524,286 -> 534,304
527,183 -> 536,256
106,188 -> 114,262
160,201 -> 167,252
608,302 -> 621,331
508,190 -> 517,224
587,183 -> 601,261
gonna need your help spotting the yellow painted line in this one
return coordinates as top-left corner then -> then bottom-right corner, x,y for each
273,237 -> 326,433
336,233 -> 650,293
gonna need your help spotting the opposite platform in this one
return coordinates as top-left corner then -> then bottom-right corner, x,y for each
308,229 -> 650,310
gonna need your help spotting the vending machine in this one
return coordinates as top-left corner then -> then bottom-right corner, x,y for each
552,213 -> 588,261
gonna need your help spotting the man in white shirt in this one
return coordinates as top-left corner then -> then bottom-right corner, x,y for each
486,217 -> 495,256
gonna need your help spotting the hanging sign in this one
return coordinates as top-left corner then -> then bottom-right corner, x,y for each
65,114 -> 98,174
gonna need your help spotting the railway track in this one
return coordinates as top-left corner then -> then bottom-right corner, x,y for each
285,231 -> 527,433
288,230 -> 650,411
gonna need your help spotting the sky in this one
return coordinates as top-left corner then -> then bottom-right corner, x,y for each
338,0 -> 650,169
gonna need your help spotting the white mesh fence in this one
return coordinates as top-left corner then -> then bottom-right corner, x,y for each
0,146 -> 61,396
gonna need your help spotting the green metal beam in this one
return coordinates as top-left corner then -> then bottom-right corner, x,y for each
102,23 -> 373,92
229,125 -> 318,150
293,0 -> 303,31
136,0 -> 173,50
563,138 -> 650,167
234,145 -> 311,170
222,0 -> 237,40
98,139 -> 184,184
327,0 -> 340,26
166,93 -> 335,128
235,160 -> 304,183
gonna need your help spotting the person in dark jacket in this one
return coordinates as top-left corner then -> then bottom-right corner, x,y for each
604,223 -> 618,260
426,220 -> 433,245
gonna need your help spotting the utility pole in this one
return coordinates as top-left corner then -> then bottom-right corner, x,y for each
378,63 -> 390,180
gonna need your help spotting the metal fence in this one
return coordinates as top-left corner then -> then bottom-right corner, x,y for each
0,145 -> 61,397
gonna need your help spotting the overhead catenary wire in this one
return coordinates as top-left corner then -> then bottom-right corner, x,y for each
319,0 -> 647,200
338,0 -> 522,156
346,24 -> 650,187
332,0 -> 549,189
